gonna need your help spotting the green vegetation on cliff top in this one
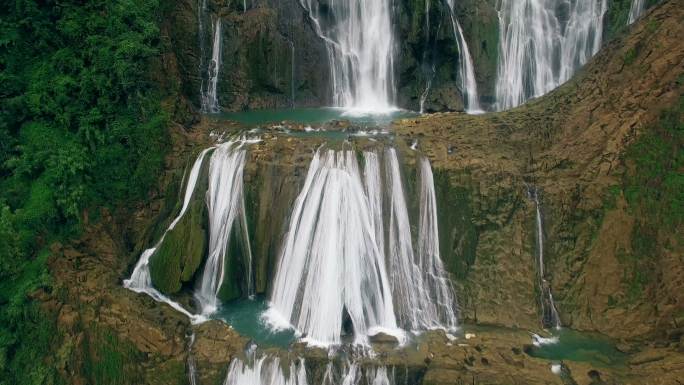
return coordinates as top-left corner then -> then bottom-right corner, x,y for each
0,0 -> 168,383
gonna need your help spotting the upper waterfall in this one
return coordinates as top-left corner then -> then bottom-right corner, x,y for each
445,0 -> 481,113
299,0 -> 396,113
495,0 -> 607,110
628,0 -> 646,24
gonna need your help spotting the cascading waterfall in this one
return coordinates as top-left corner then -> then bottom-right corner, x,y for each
419,0 -> 435,114
124,148 -> 214,324
528,187 -> 561,329
265,147 -> 458,346
386,150 -> 457,331
298,0 -> 396,112
224,356 -> 308,385
495,0 -> 607,110
416,157 -> 458,328
187,333 -> 198,385
322,362 -> 393,385
445,0 -> 482,113
264,149 -> 400,346
195,141 -> 253,315
628,0 -> 646,24
202,18 -> 223,113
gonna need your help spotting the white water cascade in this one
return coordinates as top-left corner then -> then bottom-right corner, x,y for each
298,0 -> 396,112
195,141 -> 253,315
445,0 -> 482,113
386,150 -> 458,331
264,149 -> 400,346
628,0 -> 646,24
265,148 -> 458,346
528,187 -> 561,329
202,18 -> 222,113
495,0 -> 608,110
419,0 -> 435,114
224,356 -> 308,385
124,148 -> 214,324
322,362 -> 393,385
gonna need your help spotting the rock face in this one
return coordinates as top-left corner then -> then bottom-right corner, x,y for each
165,0 -> 331,111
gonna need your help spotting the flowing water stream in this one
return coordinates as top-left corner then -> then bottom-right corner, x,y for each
528,187 -> 561,329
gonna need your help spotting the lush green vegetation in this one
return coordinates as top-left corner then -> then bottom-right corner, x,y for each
621,96 -> 684,299
0,1 -> 169,383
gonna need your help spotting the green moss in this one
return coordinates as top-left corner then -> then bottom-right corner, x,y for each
149,199 -> 208,294
83,328 -> 143,385
433,169 -> 479,280
623,47 -> 638,66
615,96 -> 683,300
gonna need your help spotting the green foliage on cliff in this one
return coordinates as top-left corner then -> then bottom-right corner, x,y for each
621,96 -> 683,298
0,0 -> 168,383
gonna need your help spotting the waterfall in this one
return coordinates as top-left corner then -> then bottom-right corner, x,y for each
322,362 -> 393,385
195,141 -> 252,315
266,148 -> 458,346
445,0 -> 482,113
416,157 -> 458,329
628,0 -> 646,24
386,150 -> 457,331
224,356 -> 308,385
264,149 -> 400,346
124,148 -> 214,324
419,0 -> 435,114
298,0 -> 396,112
528,187 -> 561,329
495,0 -> 607,110
187,333 -> 198,385
290,40 -> 296,108
202,18 -> 222,113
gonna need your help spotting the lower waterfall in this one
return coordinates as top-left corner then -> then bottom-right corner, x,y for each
224,356 -> 308,385
125,138 -> 258,322
223,356 -> 396,385
123,147 -> 213,323
195,140 -> 253,315
265,147 -> 458,347
528,187 -> 561,329
264,149 -> 400,346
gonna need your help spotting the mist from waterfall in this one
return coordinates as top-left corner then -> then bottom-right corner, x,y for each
298,0 -> 396,112
195,141 -> 253,315
628,0 -> 646,24
495,0 -> 607,110
201,18 -> 222,113
528,187 -> 561,329
445,0 -> 481,113
265,148 -> 458,347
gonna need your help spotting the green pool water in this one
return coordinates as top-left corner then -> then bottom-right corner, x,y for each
210,107 -> 417,127
213,296 -> 297,349
526,329 -> 627,367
